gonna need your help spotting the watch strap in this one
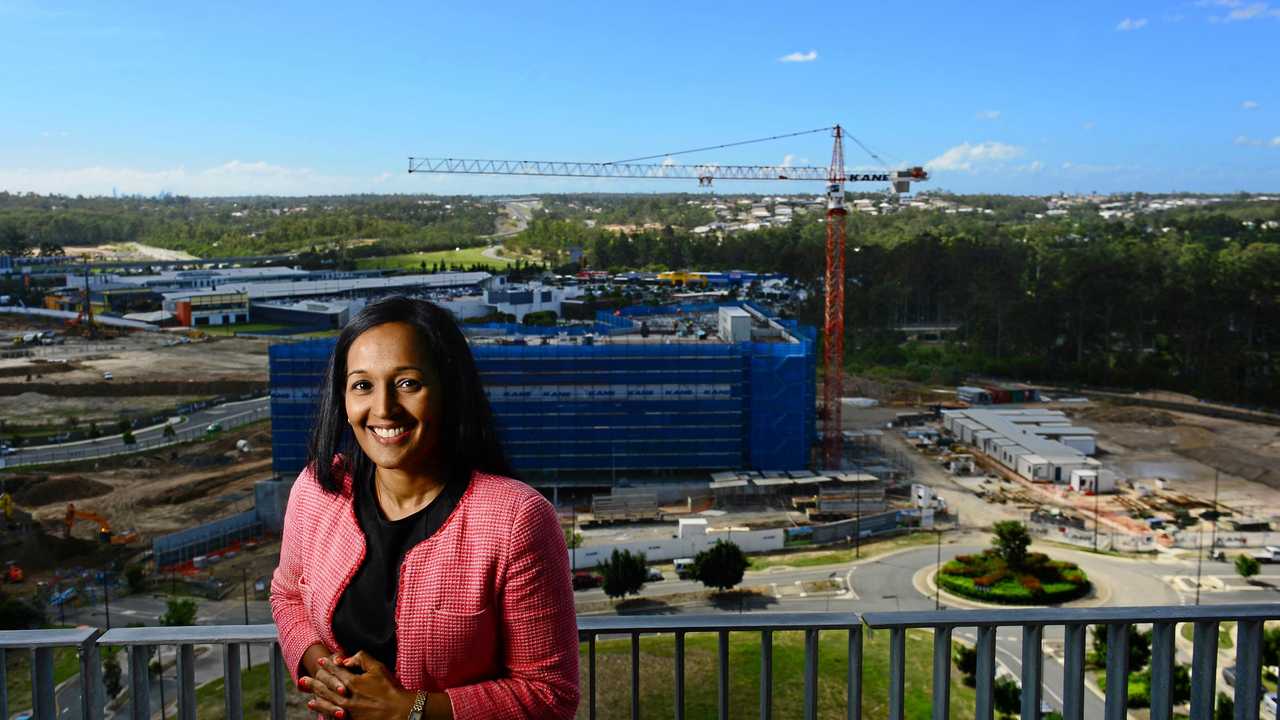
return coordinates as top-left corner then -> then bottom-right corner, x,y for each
407,691 -> 427,720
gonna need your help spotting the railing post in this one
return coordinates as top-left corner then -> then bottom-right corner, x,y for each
975,626 -> 996,720
1062,623 -> 1086,720
177,644 -> 196,720
1020,625 -> 1043,720
32,647 -> 55,720
631,633 -> 640,720
0,647 -> 7,720
80,631 -> 105,720
129,644 -> 150,720
1149,621 -> 1176,720
1104,624 -> 1130,720
804,628 -> 819,720
675,631 -> 685,720
718,630 -> 730,720
588,634 -> 597,720
1190,621 -> 1219,719
270,643 -> 286,720
888,628 -> 906,720
760,630 -> 772,720
932,627 -> 952,720
847,626 -> 862,720
1234,619 -> 1263,720
224,641 -> 242,720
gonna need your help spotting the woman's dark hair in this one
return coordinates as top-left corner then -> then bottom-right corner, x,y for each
306,295 -> 514,494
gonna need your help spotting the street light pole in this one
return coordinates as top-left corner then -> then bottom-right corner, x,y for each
1194,521 -> 1204,606
1092,488 -> 1099,553
1209,470 -> 1220,553
242,568 -> 252,670
102,572 -> 111,630
935,524 -> 942,611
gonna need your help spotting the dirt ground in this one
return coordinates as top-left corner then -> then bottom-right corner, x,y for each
0,392 -> 212,425
1061,402 -> 1280,522
3,421 -> 275,543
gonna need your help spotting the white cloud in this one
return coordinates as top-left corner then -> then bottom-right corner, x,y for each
926,142 -> 1024,172
1116,17 -> 1149,30
0,160 -> 390,196
1274,137 -> 1280,147
1206,1 -> 1280,20
975,110 -> 1001,121
778,50 -> 817,63
1241,100 -> 1260,110
1061,161 -> 1137,173
1082,121 -> 1097,130
1235,135 -> 1266,146
780,154 -> 796,167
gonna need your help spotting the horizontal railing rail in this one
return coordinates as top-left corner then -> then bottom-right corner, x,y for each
0,604 -> 1276,720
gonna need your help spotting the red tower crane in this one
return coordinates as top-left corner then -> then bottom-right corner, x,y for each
409,126 -> 928,468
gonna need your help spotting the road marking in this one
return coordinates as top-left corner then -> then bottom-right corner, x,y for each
844,567 -> 861,600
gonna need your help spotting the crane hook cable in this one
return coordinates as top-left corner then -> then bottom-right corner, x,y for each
605,126 -> 831,165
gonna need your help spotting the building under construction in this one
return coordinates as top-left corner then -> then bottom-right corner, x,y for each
269,302 -> 816,480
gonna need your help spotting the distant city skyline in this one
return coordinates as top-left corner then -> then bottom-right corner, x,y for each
1,1 -> 1277,197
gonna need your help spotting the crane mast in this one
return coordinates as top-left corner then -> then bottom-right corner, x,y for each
409,126 -> 928,470
823,126 -> 849,469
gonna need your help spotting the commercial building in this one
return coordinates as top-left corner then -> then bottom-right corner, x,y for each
162,290 -> 251,326
268,302 -> 816,480
942,408 -> 1099,483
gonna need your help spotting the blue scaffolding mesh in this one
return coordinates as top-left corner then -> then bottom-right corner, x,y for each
268,307 -> 815,476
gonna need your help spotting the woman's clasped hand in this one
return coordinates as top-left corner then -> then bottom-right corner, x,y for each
300,651 -> 418,720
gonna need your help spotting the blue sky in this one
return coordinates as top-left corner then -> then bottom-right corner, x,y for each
1,1 -> 1277,196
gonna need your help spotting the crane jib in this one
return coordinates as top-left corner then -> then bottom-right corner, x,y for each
846,173 -> 890,182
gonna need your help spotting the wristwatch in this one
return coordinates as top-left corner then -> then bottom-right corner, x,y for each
407,691 -> 427,720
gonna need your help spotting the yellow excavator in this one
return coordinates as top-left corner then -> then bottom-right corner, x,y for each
63,503 -> 138,545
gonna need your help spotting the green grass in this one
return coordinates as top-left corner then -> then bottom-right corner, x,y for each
5,644 -> 81,714
194,655 -> 289,719
577,627 -> 976,719
1179,621 -> 1234,650
200,322 -> 293,336
748,532 -> 937,571
355,246 -> 516,271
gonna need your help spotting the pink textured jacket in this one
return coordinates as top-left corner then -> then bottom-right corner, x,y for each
270,462 -> 580,719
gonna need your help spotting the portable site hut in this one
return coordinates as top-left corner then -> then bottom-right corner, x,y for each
1069,469 -> 1116,495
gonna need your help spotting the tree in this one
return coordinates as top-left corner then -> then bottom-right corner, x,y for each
992,521 -> 1031,568
1090,625 -> 1152,672
0,590 -> 45,630
691,540 -> 749,592
162,423 -> 176,439
1235,553 -> 1261,582
88,422 -> 101,439
102,653 -> 123,698
597,549 -> 646,599
954,643 -> 978,687
1214,692 -> 1233,720
121,429 -> 136,445
564,527 -> 582,549
159,597 -> 198,627
992,676 -> 1021,719
124,564 -> 147,594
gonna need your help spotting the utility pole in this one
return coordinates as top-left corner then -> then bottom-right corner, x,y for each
1209,470 -> 1220,553
102,572 -> 111,630
935,524 -> 943,611
1194,521 -> 1204,606
1092,488 -> 1100,553
571,501 -> 578,571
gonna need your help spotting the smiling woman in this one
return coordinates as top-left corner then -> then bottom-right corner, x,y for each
270,296 -> 579,720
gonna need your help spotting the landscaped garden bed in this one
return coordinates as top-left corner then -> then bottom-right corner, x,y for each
938,522 -> 1091,605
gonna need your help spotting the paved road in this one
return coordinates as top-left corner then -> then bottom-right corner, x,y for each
5,396 -> 269,467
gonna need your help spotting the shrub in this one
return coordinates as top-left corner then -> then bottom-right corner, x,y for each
1019,576 -> 1043,594
691,540 -> 749,591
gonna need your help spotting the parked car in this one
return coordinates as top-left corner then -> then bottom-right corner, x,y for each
0,444 -> 17,456
1224,665 -> 1236,687
101,371 -> 113,380
1263,692 -> 1276,718
572,571 -> 603,591
646,567 -> 664,582
205,422 -> 223,434
674,557 -> 695,579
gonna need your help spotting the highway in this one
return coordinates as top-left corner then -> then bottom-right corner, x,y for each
3,396 -> 269,468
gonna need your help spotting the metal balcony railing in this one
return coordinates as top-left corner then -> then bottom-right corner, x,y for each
0,603 -> 1276,720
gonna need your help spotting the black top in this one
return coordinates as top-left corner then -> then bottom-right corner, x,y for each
330,466 -> 467,672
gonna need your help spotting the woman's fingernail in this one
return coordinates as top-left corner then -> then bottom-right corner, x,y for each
335,710 -> 346,720
296,678 -> 307,690
306,700 -> 316,708
317,657 -> 326,667
336,684 -> 345,695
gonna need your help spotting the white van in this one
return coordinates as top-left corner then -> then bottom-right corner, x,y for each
674,558 -> 695,580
